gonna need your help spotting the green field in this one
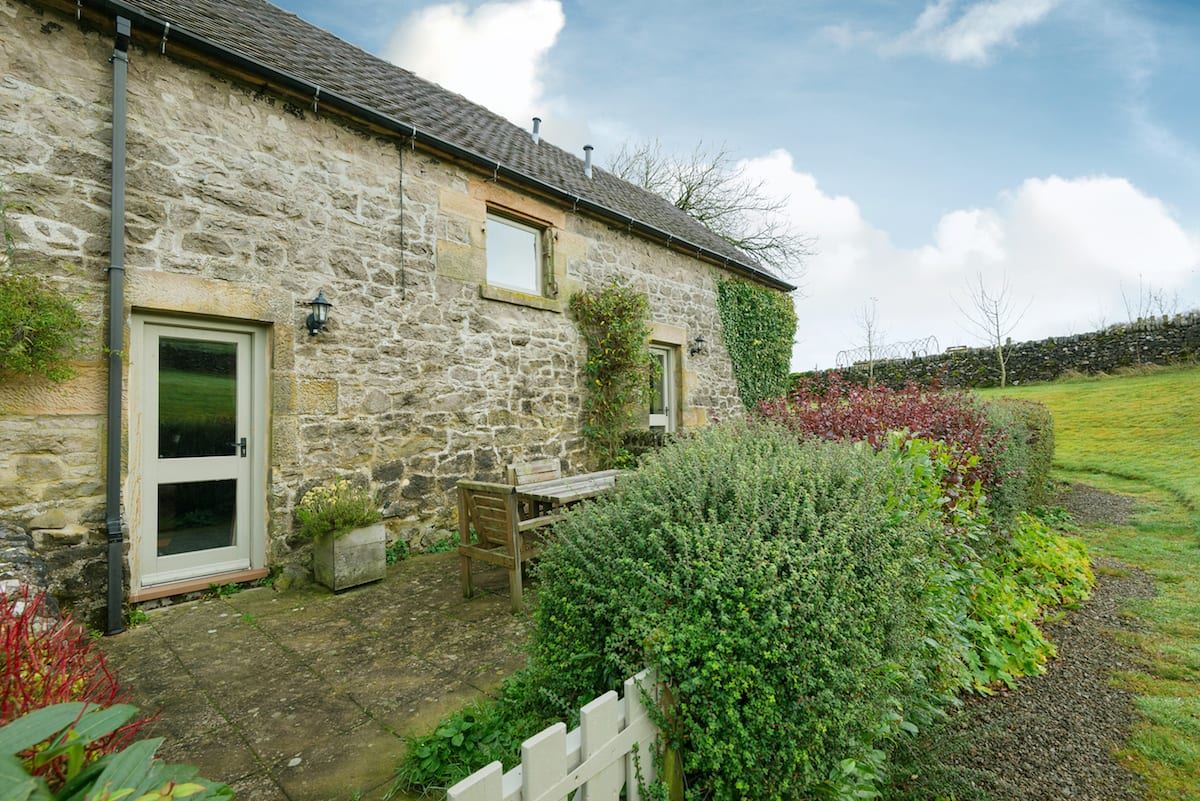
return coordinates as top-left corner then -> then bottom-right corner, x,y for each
985,366 -> 1200,800
980,366 -> 1199,509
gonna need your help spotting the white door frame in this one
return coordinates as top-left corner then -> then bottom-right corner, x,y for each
128,314 -> 269,593
648,344 -> 677,433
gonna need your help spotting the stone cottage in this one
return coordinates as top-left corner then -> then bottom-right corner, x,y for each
0,0 -> 795,629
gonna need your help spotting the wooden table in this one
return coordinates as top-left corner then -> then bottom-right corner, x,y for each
516,469 -> 620,515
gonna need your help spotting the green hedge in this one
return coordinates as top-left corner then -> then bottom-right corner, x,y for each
980,398 -> 1056,528
1001,399 -> 1055,508
530,424 -> 945,799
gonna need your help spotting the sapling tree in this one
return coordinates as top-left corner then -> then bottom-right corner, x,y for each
854,298 -> 884,386
1121,273 -> 1180,322
956,272 -> 1029,388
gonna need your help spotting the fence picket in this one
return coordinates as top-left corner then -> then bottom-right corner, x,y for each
446,670 -> 658,801
624,670 -> 657,801
447,760 -> 504,801
522,722 -> 567,801
579,691 -> 621,800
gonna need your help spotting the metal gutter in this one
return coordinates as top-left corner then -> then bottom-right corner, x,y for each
85,0 -> 795,293
105,14 -> 130,636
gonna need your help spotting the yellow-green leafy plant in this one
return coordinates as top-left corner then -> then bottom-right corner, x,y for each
295,479 -> 380,541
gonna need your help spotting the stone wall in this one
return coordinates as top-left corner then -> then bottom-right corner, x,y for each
798,312 -> 1200,390
0,1 -> 760,622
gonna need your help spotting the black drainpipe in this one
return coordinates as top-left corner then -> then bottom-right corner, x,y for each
105,15 -> 130,636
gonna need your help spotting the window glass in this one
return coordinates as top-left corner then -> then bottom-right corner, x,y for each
649,351 -> 667,416
486,214 -> 541,294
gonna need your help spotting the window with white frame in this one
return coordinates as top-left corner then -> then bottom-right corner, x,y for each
485,212 -> 542,294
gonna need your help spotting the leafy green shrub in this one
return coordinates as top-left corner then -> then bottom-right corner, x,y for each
396,426 -> 1089,800
294,479 -> 380,541
569,280 -> 653,468
979,399 -> 1055,529
716,278 -> 797,409
1,702 -> 232,799
1006,512 -> 1092,610
954,512 -> 1093,692
999,399 -> 1055,508
0,273 -> 85,382
528,423 -> 944,800
394,671 -> 550,793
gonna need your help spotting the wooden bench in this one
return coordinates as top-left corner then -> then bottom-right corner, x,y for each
457,480 -> 561,612
507,458 -> 561,518
506,457 -> 563,486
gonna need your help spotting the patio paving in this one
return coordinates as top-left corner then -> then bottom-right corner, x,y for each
101,552 -> 531,801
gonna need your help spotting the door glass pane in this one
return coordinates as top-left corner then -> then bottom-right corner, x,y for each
159,337 -> 236,458
649,351 -> 666,415
157,479 -> 236,556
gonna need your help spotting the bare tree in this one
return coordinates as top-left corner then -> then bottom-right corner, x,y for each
1121,274 -> 1180,322
955,273 -> 1030,388
608,139 -> 813,283
854,298 -> 884,386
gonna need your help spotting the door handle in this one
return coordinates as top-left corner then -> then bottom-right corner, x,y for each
236,437 -> 247,457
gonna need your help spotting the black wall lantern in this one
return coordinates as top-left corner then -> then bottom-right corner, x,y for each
305,290 -> 332,336
688,334 -> 707,357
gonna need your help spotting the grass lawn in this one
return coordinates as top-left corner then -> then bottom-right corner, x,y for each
979,366 -> 1200,509
985,366 -> 1200,800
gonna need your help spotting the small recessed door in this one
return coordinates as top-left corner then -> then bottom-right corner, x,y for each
138,323 -> 254,586
649,345 -> 676,433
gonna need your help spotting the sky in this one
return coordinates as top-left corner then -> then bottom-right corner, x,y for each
278,0 -> 1200,369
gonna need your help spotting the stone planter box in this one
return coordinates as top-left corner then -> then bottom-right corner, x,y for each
312,523 -> 386,591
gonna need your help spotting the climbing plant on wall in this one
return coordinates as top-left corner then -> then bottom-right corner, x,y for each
716,278 -> 797,410
569,280 -> 653,468
0,190 -> 85,382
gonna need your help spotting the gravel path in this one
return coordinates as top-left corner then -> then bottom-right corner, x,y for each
937,557 -> 1156,801
893,485 -> 1155,801
1058,482 -> 1136,527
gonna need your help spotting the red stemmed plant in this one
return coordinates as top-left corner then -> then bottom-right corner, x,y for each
759,373 -> 1004,510
0,587 -> 152,787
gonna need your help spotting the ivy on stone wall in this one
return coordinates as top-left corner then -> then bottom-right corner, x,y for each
716,278 -> 797,410
569,281 -> 653,468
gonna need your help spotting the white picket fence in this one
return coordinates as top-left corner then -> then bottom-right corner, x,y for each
447,669 -> 659,801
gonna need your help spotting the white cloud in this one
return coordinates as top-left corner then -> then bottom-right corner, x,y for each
739,151 -> 1200,369
887,0 -> 1061,65
384,0 -> 565,124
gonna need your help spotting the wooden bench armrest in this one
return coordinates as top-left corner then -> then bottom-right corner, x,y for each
518,513 -> 565,532
457,479 -> 516,494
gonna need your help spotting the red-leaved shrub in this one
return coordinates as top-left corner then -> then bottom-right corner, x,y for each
759,373 -> 1000,509
0,587 -> 151,787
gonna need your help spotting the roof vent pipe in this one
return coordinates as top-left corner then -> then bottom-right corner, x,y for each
583,144 -> 594,179
531,117 -> 541,144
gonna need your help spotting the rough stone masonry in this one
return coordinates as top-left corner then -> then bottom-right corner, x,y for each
0,0 -> 770,622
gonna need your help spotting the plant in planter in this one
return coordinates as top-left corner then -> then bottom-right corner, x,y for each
296,479 -> 385,591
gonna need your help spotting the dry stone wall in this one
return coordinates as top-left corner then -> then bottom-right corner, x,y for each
0,1 -> 755,622
800,313 -> 1200,390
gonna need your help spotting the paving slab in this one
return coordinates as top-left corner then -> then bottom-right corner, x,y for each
100,552 -> 532,800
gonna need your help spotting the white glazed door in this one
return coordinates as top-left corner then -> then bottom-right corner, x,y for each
138,324 -> 253,586
649,345 -> 676,433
